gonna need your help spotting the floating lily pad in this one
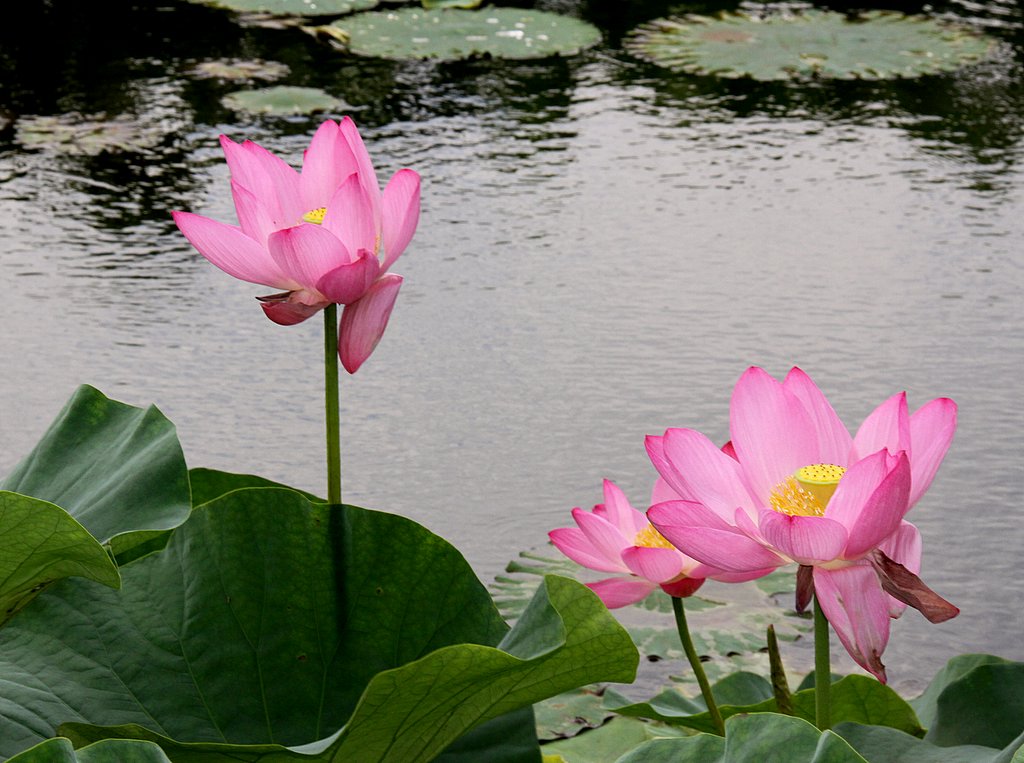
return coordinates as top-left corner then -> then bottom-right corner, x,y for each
626,10 -> 997,81
188,0 -> 377,16
189,59 -> 290,81
221,85 -> 347,116
322,8 -> 602,61
15,114 -> 165,155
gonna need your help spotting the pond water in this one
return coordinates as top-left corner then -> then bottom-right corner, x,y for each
1,0 -> 1022,693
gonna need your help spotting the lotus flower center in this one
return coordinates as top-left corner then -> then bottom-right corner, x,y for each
302,207 -> 327,224
770,463 -> 846,517
634,523 -> 674,550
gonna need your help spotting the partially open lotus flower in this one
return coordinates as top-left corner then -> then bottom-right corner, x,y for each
645,366 -> 959,682
173,118 -> 420,373
548,479 -> 770,608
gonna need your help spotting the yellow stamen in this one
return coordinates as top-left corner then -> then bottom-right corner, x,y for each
634,523 -> 674,550
769,463 -> 846,517
302,207 -> 327,224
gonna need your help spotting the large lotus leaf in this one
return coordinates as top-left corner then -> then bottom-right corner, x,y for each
1,385 -> 190,547
835,724 -> 1024,763
910,654 -> 1016,729
187,0 -> 377,17
9,738 -> 171,762
626,11 -> 997,81
613,713 -> 868,762
323,8 -> 601,62
0,488 -> 636,761
923,661 -> 1024,749
0,386 -> 189,612
607,674 -> 921,736
0,492 -> 119,626
187,467 -> 322,507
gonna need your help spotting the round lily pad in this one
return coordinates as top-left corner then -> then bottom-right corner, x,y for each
189,59 -> 290,82
15,114 -> 164,155
221,85 -> 347,115
187,0 -> 377,16
626,10 -> 998,81
326,8 -> 602,61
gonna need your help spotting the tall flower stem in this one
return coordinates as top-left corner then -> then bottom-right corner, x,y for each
324,304 -> 342,505
671,595 -> 725,736
814,595 -> 831,730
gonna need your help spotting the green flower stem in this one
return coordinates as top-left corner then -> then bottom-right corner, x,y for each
671,595 -> 725,736
324,304 -> 342,505
814,595 -> 831,730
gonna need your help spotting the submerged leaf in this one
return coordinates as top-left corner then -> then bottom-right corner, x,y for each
185,0 -> 377,17
626,11 -> 997,81
188,59 -> 291,81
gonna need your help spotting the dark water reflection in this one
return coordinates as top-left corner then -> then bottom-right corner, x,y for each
1,0 -> 1022,692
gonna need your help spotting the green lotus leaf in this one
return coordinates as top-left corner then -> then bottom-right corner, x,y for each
0,492 -> 120,626
0,488 -> 636,761
608,674 -> 922,737
187,467 -> 322,507
186,0 -> 377,17
221,86 -> 348,116
0,386 -> 190,612
835,723 -> 1024,763
541,716 -> 686,763
9,737 -> 171,762
322,8 -> 601,62
613,713 -> 869,762
188,59 -> 290,81
625,11 -> 997,81
909,654 -> 1016,730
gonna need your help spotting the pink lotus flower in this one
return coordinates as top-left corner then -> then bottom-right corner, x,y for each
172,118 -> 420,373
646,367 -> 959,682
548,479 -> 770,608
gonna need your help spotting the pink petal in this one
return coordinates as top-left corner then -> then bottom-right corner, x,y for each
549,527 -> 628,574
231,180 -> 277,247
587,578 -> 657,608
322,173 -> 378,257
832,451 -> 911,559
878,521 -> 921,575
852,392 -> 910,463
380,169 -> 421,271
654,428 -> 757,522
220,135 -> 303,225
601,480 -> 648,538
258,295 -> 324,325
268,224 -> 352,292
650,476 -> 682,505
299,120 -> 359,211
570,508 -> 629,564
173,211 -> 295,289
783,367 -> 853,466
316,250 -> 381,305
758,510 -> 848,565
621,546 -> 685,584
339,117 -> 381,216
813,564 -> 890,682
730,367 -> 820,502
908,398 -> 957,507
338,274 -> 402,374
648,500 -> 787,572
